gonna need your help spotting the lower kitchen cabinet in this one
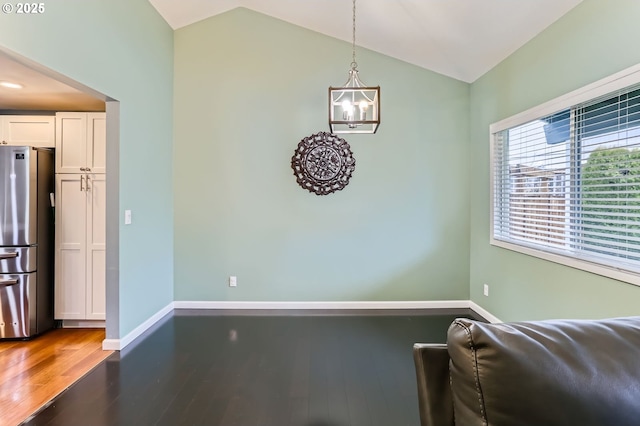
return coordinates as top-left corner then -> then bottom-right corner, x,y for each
54,173 -> 106,321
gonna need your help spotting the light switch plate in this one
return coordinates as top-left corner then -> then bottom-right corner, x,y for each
124,209 -> 132,225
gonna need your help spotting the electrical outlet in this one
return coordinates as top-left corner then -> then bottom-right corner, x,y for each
229,276 -> 237,287
483,284 -> 489,297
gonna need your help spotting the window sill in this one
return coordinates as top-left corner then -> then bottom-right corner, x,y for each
490,237 -> 640,288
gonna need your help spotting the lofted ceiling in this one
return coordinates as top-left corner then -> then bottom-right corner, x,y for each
0,0 -> 583,112
149,0 -> 583,83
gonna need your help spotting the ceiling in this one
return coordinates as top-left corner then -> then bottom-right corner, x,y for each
1,0 -> 583,112
149,0 -> 583,83
0,53 -> 105,112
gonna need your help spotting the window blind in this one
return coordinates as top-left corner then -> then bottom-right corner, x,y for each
493,83 -> 640,274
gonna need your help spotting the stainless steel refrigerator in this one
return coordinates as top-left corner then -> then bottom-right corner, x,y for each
0,146 -> 55,339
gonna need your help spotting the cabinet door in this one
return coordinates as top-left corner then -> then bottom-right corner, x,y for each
86,113 -> 106,174
1,116 -> 55,147
54,174 -> 87,320
85,173 -> 106,320
55,113 -> 87,173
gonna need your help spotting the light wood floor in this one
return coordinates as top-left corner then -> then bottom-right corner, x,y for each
0,328 -> 112,426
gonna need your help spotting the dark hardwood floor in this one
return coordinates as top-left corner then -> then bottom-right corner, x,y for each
22,309 -> 479,426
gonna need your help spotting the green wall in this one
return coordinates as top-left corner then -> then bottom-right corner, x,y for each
9,1 -> 631,332
174,8 -> 470,302
0,0 -> 174,337
469,0 -> 640,321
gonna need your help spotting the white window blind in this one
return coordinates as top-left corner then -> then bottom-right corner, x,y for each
492,81 -> 640,278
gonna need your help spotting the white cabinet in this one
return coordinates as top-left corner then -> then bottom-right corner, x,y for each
0,115 -> 55,147
55,112 -> 106,174
54,173 -> 106,320
54,111 -> 106,322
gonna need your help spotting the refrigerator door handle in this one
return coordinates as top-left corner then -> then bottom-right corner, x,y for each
0,252 -> 18,259
0,279 -> 19,286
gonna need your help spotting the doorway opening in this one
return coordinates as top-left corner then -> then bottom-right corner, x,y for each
0,46 -> 120,343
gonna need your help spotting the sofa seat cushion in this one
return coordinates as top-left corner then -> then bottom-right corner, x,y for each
447,317 -> 640,426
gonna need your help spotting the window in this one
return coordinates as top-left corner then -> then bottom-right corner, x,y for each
491,65 -> 640,285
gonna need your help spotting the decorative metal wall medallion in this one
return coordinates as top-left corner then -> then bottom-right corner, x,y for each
291,132 -> 356,195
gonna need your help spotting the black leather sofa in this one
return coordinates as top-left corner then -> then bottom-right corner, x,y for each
413,316 -> 640,426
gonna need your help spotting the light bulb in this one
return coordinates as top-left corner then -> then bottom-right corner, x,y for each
359,101 -> 368,120
342,100 -> 354,120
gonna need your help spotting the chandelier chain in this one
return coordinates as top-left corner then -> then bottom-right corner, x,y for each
351,0 -> 357,69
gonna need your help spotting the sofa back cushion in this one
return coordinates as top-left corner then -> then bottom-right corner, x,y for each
447,317 -> 640,426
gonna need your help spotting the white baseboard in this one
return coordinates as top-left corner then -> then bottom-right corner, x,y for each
102,302 -> 174,351
102,300 -> 500,351
173,300 -> 472,310
60,320 -> 105,328
176,300 -> 501,321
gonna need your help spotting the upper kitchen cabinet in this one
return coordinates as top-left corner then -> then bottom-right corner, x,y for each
55,112 -> 106,174
0,115 -> 55,147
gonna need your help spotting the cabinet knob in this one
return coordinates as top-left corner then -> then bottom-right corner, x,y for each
80,167 -> 86,171
1,141 -> 6,145
85,167 -> 91,172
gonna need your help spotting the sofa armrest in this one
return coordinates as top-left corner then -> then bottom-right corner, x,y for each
413,343 -> 454,426
447,317 -> 640,426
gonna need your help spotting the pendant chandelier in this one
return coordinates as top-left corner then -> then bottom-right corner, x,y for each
329,0 -> 380,134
